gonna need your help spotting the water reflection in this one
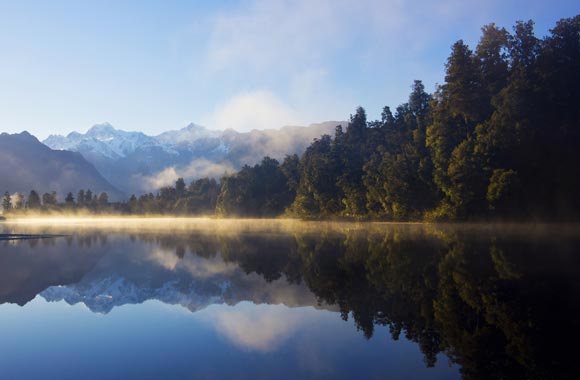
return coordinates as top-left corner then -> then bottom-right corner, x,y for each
0,220 -> 579,379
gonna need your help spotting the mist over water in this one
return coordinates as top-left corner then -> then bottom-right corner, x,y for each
0,219 -> 578,379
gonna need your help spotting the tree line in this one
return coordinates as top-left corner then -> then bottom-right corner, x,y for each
290,16 -> 580,220
3,16 -> 579,220
216,16 -> 580,221
2,189 -> 113,213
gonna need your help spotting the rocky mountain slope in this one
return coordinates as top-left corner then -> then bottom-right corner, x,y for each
0,131 -> 124,201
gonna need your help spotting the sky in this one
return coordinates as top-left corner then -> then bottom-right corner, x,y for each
0,0 -> 578,139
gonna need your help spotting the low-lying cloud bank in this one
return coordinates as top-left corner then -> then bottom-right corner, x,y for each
137,159 -> 236,190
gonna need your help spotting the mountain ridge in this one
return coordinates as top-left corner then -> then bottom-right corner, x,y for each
43,121 -> 344,194
0,131 -> 124,201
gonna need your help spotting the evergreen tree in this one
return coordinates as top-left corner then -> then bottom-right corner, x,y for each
65,192 -> 75,205
476,23 -> 510,114
128,194 -> 138,213
338,107 -> 368,216
444,40 -> 485,124
27,190 -> 41,209
291,134 -> 343,217
85,189 -> 93,205
98,192 -> 109,207
280,154 -> 300,196
364,81 -> 436,219
42,191 -> 57,206
175,178 -> 186,197
216,157 -> 292,217
77,190 -> 85,206
2,192 -> 12,211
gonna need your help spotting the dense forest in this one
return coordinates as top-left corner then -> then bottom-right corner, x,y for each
3,16 -> 579,221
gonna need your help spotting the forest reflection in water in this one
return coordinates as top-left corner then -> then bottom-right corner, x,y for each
1,219 -> 579,380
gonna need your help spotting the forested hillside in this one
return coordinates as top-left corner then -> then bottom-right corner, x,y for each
213,16 -> 580,220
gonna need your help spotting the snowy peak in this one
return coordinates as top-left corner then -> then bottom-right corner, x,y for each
86,122 -> 115,136
156,123 -> 219,145
45,122 -> 159,159
41,275 -> 225,314
42,121 -> 341,160
44,122 -> 220,159
42,121 -> 341,194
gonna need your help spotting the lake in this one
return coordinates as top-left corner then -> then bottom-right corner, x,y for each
0,218 -> 578,380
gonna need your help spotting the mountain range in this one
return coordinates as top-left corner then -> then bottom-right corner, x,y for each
0,131 -> 124,201
44,121 -> 342,195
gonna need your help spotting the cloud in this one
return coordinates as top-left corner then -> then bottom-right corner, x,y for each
146,247 -> 238,279
139,167 -> 180,190
205,90 -> 301,132
208,303 -> 309,352
199,0 -> 495,77
136,158 -> 236,191
190,0 -> 501,128
203,1 -> 344,75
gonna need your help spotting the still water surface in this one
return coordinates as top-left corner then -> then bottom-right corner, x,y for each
0,219 -> 578,379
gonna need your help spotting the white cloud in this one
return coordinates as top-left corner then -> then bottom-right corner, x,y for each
146,247 -> 238,279
136,158 -> 236,191
166,0 -> 509,138
199,0 -> 494,77
205,90 -> 301,132
208,303 -> 309,352
203,0 -> 344,75
190,0 -> 501,128
140,166 -> 180,190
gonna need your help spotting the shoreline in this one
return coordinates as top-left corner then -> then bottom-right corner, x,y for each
0,233 -> 66,241
2,216 -> 580,233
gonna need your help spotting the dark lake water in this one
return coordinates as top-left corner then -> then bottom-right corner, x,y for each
0,219 -> 578,380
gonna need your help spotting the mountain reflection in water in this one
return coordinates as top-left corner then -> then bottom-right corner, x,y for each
0,219 -> 579,380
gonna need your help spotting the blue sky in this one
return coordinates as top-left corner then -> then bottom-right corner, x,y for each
0,0 -> 578,139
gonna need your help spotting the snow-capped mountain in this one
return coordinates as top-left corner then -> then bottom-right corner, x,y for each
44,122 -> 161,159
41,275 -> 227,314
41,271 -> 320,315
40,255 -> 319,314
43,121 -> 342,194
156,123 -> 221,148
